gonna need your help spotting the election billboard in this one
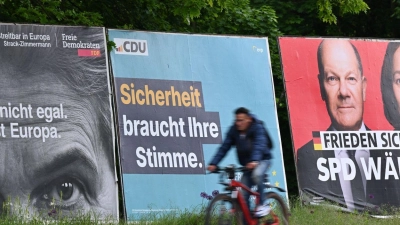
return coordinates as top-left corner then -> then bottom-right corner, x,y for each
0,24 -> 118,218
109,30 -> 288,219
279,37 -> 400,213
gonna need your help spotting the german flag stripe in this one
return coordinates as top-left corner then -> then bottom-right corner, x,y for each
314,144 -> 322,150
312,131 -> 320,138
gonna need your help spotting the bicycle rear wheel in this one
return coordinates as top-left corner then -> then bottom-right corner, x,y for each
261,192 -> 289,225
205,194 -> 243,225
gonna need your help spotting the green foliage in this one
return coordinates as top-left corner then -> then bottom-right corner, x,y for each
106,35 -> 116,52
317,0 -> 337,23
171,0 -> 208,23
190,4 -> 280,36
391,0 -> 400,19
172,0 -> 251,25
316,0 -> 369,24
0,0 -> 102,26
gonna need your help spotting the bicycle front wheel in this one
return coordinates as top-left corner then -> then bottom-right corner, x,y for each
262,192 -> 289,225
205,194 -> 243,225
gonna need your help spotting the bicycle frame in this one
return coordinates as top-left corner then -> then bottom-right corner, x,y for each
228,179 -> 260,225
217,167 -> 282,225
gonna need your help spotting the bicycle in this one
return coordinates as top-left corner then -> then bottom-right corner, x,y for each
205,164 -> 289,225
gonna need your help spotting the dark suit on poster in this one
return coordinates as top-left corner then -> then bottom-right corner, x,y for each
296,125 -> 400,212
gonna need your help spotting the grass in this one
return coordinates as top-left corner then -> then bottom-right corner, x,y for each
133,208 -> 205,225
3,198 -> 400,224
134,198 -> 400,225
289,199 -> 400,225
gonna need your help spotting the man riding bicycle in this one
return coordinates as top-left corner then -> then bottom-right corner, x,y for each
207,107 -> 272,218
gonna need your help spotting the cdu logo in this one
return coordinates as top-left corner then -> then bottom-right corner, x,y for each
114,38 -> 148,56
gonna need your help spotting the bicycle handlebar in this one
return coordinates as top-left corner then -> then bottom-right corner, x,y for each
208,164 -> 287,193
208,164 -> 248,173
208,164 -> 249,179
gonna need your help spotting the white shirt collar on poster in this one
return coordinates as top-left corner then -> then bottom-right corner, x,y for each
334,122 -> 370,210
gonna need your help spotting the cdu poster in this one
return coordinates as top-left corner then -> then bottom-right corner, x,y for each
0,24 -> 118,219
279,37 -> 400,213
109,30 -> 288,220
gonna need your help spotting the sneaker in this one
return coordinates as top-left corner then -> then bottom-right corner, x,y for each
254,205 -> 270,217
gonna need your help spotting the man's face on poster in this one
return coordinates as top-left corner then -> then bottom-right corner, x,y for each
392,47 -> 400,113
319,40 -> 367,131
0,73 -> 116,218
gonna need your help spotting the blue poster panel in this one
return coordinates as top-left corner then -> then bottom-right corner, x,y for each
109,30 -> 288,219
0,24 -> 118,219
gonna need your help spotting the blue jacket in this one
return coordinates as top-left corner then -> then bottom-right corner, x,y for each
209,114 -> 272,166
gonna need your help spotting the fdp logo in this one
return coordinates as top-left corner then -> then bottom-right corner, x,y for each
114,38 -> 148,56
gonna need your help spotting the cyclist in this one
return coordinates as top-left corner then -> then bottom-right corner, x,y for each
207,107 -> 272,218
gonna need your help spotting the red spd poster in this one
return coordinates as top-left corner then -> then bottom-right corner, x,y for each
279,37 -> 400,213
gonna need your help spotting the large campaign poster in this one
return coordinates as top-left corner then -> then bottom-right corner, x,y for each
109,30 -> 288,220
0,24 -> 118,219
279,37 -> 400,213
